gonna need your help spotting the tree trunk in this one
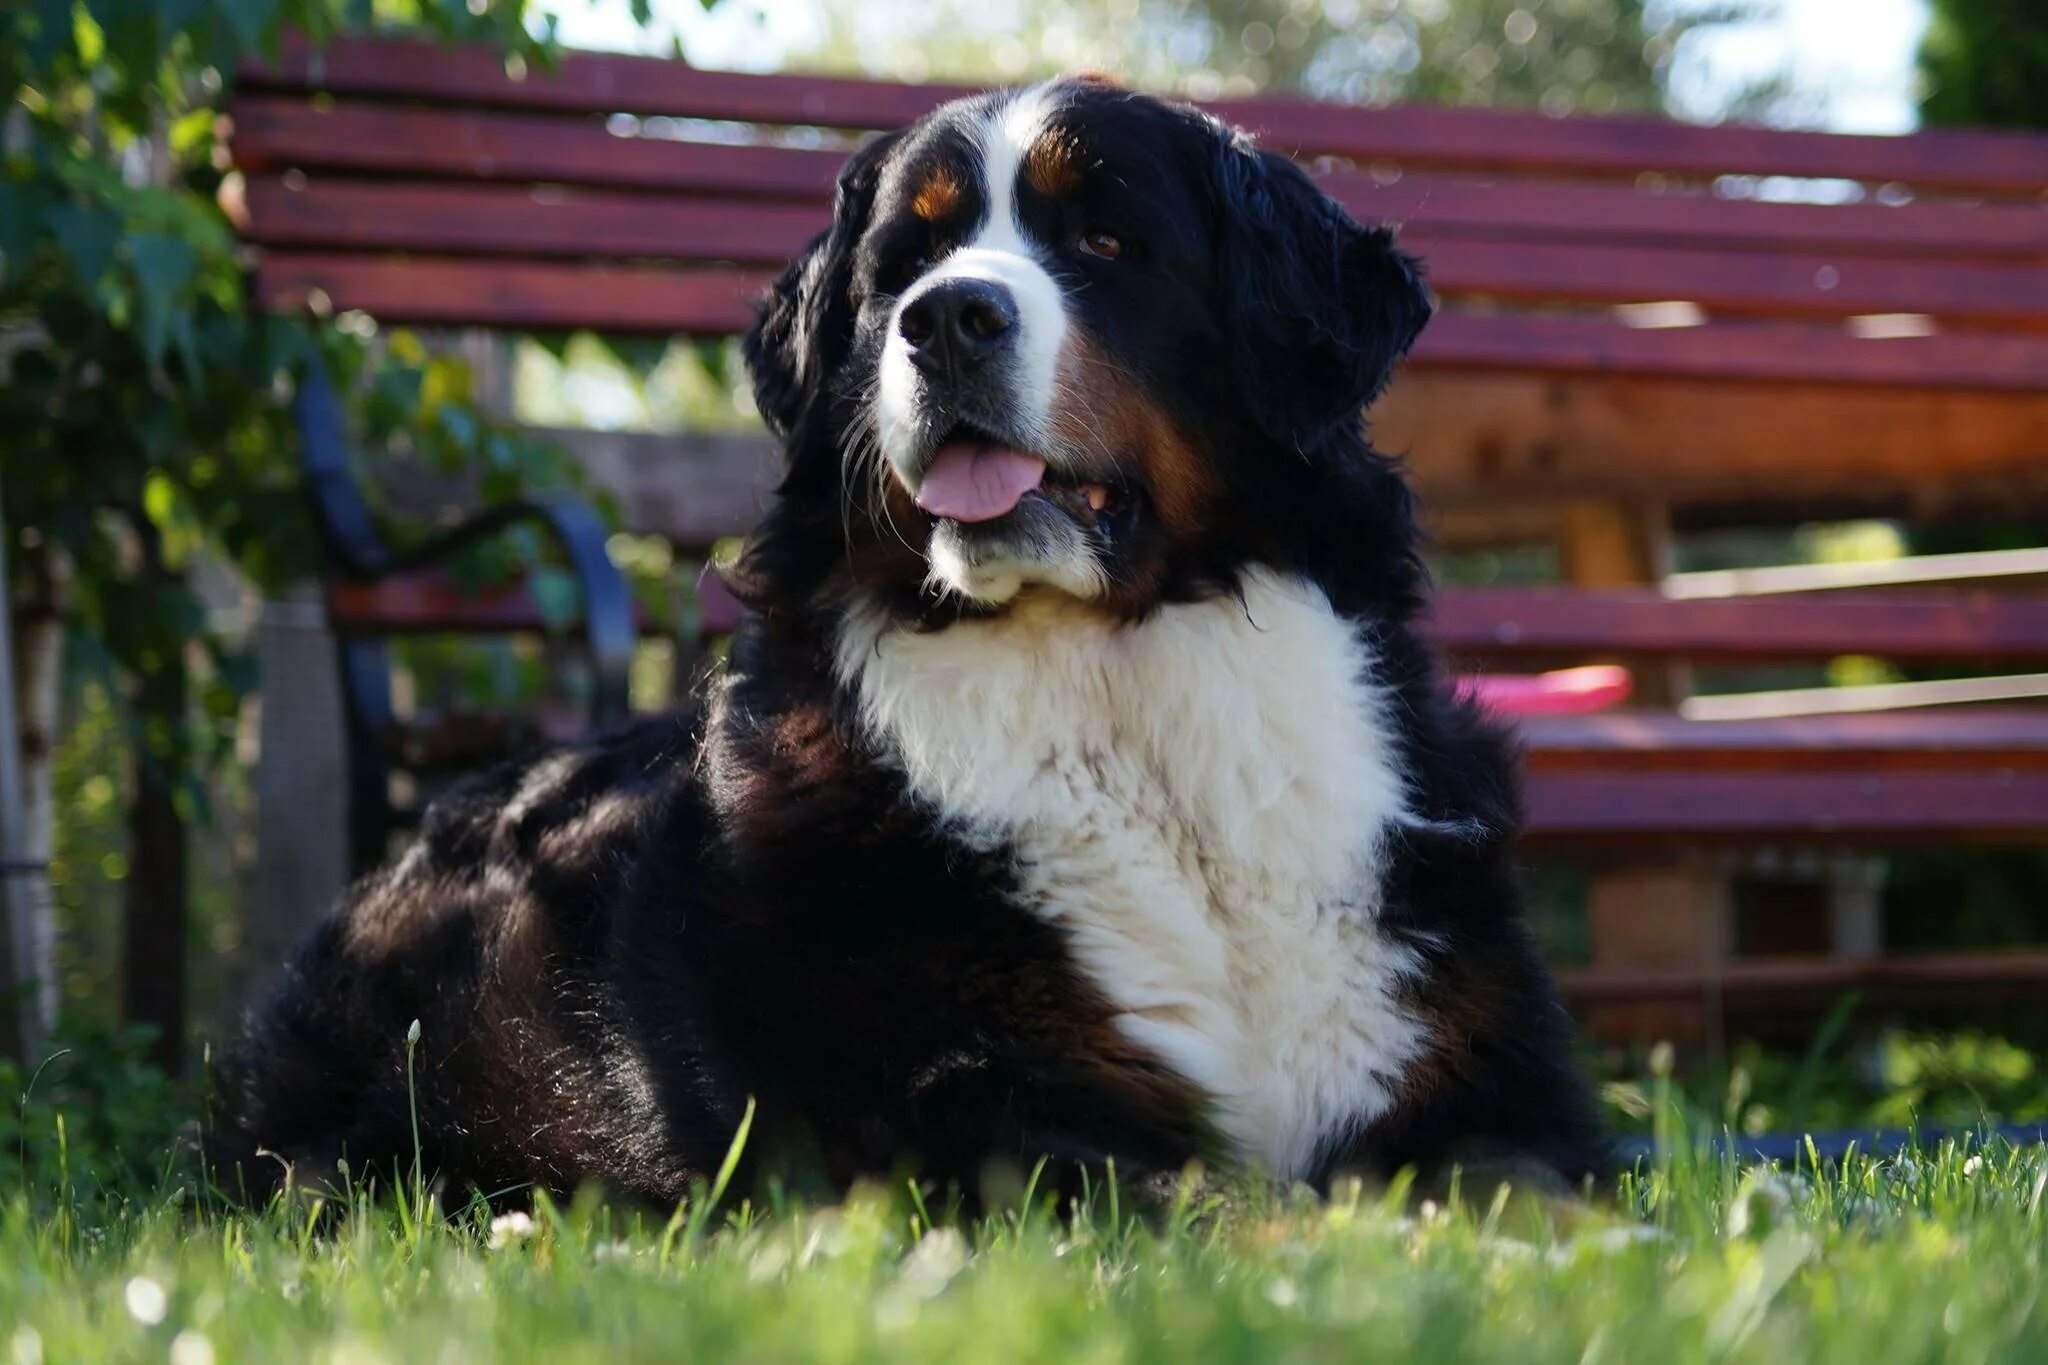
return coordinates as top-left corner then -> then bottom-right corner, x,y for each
1,489 -> 59,1063
121,519 -> 189,1075
13,605 -> 63,1041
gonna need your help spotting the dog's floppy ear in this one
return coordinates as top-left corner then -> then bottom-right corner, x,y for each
744,129 -> 903,439
1211,131 -> 1432,449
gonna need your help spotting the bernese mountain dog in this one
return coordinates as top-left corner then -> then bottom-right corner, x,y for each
215,78 -> 1606,1206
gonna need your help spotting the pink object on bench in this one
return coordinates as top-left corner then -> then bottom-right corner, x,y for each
1456,665 -> 1633,717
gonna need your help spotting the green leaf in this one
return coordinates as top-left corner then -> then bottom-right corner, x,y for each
142,471 -> 178,531
128,231 -> 198,366
50,203 -> 122,288
0,182 -> 46,281
223,0 -> 281,53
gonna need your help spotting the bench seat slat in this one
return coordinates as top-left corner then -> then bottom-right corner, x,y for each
1518,709 -> 2048,769
239,176 -> 2048,326
243,35 -> 2048,195
1434,587 -> 2048,662
1522,769 -> 2048,839
327,573 -> 664,634
230,96 -> 2048,265
258,253 -> 768,333
1557,948 -> 2048,1002
253,252 -> 2048,389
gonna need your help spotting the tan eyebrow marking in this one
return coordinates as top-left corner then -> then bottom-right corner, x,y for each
911,167 -> 963,221
1024,129 -> 1085,198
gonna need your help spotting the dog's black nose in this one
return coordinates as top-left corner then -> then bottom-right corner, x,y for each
899,279 -> 1017,383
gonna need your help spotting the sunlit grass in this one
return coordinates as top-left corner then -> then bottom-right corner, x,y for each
4,1106 -> 2047,1364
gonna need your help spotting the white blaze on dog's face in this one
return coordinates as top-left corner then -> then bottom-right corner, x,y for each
742,77 -> 1434,620
875,87 -> 1100,605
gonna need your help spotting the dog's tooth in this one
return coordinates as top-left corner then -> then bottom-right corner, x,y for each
1084,484 -> 1109,511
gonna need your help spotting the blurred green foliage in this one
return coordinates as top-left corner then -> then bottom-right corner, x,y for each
1920,0 -> 2048,129
1,0 -> 583,820
803,0 -> 1753,115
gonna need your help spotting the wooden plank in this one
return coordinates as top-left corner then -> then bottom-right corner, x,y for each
326,572 -> 663,635
1337,173 -> 2048,262
1558,948 -> 2048,1003
1682,673 -> 2048,721
229,98 -> 2048,263
373,428 -> 777,547
239,178 -> 2048,326
1666,547 -> 2048,597
229,95 -> 848,198
1522,769 -> 2048,839
336,400 -> 2048,552
242,34 -> 975,128
1431,587 -> 2048,663
314,391 -> 2048,552
1418,312 -> 2048,391
251,252 -> 2048,390
256,254 -> 768,333
1520,709 -> 2048,770
242,178 -> 821,264
1377,372 -> 2048,515
1215,100 -> 2048,197
242,35 -> 2048,195
1407,233 -> 2048,328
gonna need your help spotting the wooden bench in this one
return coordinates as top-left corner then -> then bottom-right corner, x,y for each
228,35 -> 2048,1038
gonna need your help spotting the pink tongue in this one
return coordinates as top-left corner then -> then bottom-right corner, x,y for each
914,445 -> 1047,523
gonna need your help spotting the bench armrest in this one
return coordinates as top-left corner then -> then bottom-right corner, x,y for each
295,366 -> 634,730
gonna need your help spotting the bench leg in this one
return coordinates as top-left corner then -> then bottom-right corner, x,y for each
1580,857 -> 1733,1046
1557,499 -> 1730,1046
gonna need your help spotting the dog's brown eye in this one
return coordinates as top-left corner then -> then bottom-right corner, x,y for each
1078,230 -> 1123,260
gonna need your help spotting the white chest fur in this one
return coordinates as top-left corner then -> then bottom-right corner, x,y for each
836,569 -> 1426,1178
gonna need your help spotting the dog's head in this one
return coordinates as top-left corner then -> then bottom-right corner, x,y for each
741,78 -> 1432,620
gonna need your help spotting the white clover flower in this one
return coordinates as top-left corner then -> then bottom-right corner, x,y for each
170,1330 -> 216,1365
487,1210 -> 536,1250
122,1276 -> 168,1326
1729,1168 -> 1802,1238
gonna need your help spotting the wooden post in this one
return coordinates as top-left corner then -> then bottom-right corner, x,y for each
1556,498 -> 1728,1047
246,586 -> 350,986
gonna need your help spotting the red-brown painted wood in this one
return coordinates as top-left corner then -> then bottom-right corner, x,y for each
257,254 -> 768,333
254,252 -> 2048,389
229,97 -> 2048,263
1419,312 -> 2048,390
327,574 -> 660,634
1330,173 -> 2048,262
241,177 -> 822,262
1519,709 -> 2048,770
238,176 -> 2048,325
230,95 -> 848,199
1433,587 -> 2048,662
1522,769 -> 2048,838
1557,948 -> 2048,1002
241,35 -> 2048,194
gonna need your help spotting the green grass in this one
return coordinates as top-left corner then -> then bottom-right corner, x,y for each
4,1124 -> 2048,1363
5,1026 -> 2048,1362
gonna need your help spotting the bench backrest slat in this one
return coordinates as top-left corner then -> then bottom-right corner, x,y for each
239,174 -> 2048,328
231,95 -> 2048,262
241,34 -> 2048,194
251,250 -> 2048,390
